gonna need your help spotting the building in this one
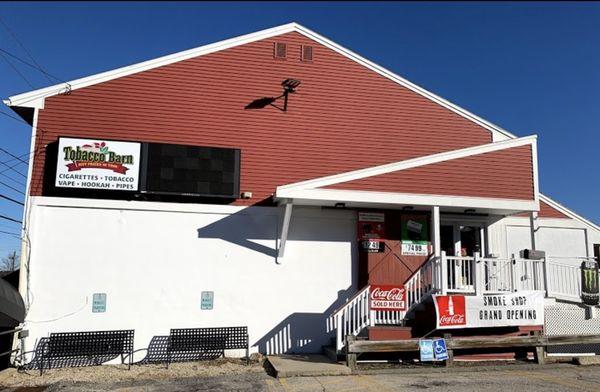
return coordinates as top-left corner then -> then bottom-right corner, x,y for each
4,23 -> 600,361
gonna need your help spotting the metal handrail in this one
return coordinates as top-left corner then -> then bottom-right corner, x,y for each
0,327 -> 22,337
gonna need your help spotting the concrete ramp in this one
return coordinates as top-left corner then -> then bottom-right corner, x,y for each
267,354 -> 351,378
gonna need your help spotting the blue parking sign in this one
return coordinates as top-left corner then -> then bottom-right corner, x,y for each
419,339 -> 434,362
433,338 -> 448,361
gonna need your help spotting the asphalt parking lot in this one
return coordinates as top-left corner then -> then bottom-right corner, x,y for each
10,363 -> 599,392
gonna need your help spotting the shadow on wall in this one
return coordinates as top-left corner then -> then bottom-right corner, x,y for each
254,287 -> 355,355
196,206 -> 356,261
196,207 -> 279,259
196,206 -> 359,354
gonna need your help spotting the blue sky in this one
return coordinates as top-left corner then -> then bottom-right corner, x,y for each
0,2 -> 599,256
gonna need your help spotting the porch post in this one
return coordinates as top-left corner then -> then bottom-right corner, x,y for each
431,206 -> 441,257
473,252 -> 484,295
441,251 -> 448,295
529,211 -> 538,250
432,206 -> 443,293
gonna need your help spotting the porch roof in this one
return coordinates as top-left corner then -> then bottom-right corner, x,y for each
274,136 -> 539,216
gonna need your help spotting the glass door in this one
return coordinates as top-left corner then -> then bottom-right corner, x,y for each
459,225 -> 483,257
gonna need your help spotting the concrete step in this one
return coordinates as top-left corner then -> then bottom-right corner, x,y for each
267,354 -> 351,378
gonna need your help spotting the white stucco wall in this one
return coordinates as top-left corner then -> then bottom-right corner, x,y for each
488,215 -> 600,265
22,197 -> 358,360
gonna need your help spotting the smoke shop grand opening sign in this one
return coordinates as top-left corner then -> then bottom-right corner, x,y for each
433,291 -> 544,329
55,137 -> 141,191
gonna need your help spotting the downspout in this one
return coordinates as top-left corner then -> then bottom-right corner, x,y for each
15,105 -> 39,363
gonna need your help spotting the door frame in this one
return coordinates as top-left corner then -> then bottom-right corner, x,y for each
440,215 -> 488,257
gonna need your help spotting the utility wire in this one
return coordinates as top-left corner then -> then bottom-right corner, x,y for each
0,193 -> 23,206
0,15 -> 53,84
0,160 -> 26,178
0,180 -> 24,195
0,47 -> 68,87
0,159 -> 27,177
0,147 -> 29,166
0,172 -> 25,187
0,214 -> 21,224
0,50 -> 34,88
0,230 -> 20,239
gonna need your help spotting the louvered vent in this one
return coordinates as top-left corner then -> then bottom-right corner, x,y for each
274,42 -> 287,59
301,45 -> 313,62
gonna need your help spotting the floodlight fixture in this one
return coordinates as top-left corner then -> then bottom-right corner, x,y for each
282,78 -> 301,93
244,78 -> 302,112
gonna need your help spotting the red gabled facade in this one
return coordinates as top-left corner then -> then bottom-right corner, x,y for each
325,144 -> 535,200
30,31 -> 494,205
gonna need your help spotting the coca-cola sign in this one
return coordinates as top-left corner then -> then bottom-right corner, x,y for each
370,285 -> 406,311
433,292 -> 544,329
434,295 -> 467,327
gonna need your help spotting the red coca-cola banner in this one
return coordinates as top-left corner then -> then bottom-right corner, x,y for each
67,161 -> 129,174
433,295 -> 467,328
370,285 -> 406,311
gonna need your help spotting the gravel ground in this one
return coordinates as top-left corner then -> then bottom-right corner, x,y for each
1,358 -> 599,391
3,363 -> 600,392
0,357 -> 265,390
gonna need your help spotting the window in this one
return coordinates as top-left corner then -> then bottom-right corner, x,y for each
301,45 -> 313,62
274,42 -> 287,59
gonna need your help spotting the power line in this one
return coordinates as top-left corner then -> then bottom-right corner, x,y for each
0,230 -> 21,239
0,47 -> 68,86
0,180 -> 24,195
0,193 -> 23,206
0,214 -> 21,224
0,147 -> 29,166
0,159 -> 27,177
0,172 -> 25,187
0,160 -> 26,178
0,15 -> 53,84
0,50 -> 34,88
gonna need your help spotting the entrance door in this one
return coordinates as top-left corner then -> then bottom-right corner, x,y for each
440,223 -> 485,257
440,222 -> 486,291
459,225 -> 482,257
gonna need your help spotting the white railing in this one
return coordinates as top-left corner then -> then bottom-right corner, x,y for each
515,258 -> 546,292
544,257 -> 593,302
329,285 -> 371,351
405,254 -> 439,311
482,257 -> 513,293
446,256 -> 475,292
329,253 -> 592,351
330,255 -> 439,351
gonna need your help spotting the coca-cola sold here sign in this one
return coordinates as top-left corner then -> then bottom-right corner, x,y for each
370,285 -> 406,311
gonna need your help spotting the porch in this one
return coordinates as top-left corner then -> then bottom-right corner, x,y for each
273,136 -> 597,355
328,251 -> 590,351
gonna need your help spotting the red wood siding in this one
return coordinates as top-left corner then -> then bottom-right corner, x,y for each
538,200 -> 569,218
31,31 -> 494,205
326,145 -> 534,200
359,211 -> 429,287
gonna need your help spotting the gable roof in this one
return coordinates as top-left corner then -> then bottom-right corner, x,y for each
3,22 -> 516,141
4,22 -> 597,232
278,136 -> 537,192
275,136 -> 538,214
